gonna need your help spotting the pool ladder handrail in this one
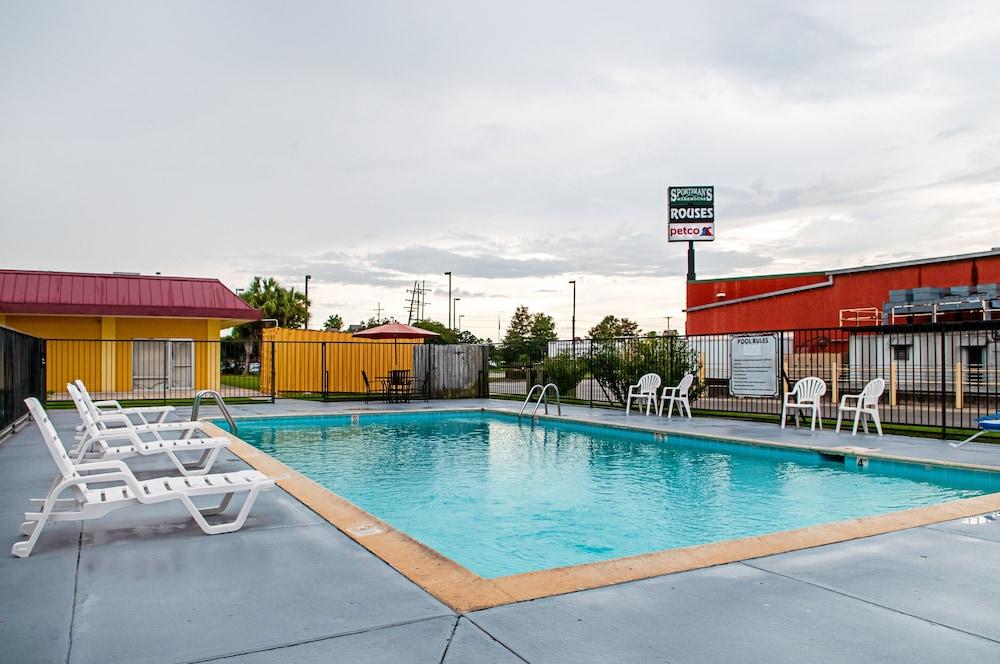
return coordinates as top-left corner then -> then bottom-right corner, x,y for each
191,389 -> 238,434
519,383 -> 561,418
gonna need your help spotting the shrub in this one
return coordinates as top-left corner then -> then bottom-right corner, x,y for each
590,336 -> 701,405
542,352 -> 586,396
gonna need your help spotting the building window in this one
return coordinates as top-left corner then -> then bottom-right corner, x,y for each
891,345 -> 911,362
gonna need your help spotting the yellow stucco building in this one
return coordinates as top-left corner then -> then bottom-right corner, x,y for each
0,270 -> 259,396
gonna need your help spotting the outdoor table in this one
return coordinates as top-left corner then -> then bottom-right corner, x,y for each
383,369 -> 412,403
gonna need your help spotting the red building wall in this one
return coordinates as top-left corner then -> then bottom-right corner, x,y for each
685,254 -> 1000,334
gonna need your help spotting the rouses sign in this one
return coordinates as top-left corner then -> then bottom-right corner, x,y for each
667,186 -> 714,242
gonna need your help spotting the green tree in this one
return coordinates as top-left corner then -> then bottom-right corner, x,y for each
588,315 -> 641,339
412,320 -> 484,345
590,335 -> 701,405
501,305 -> 533,363
414,320 -> 457,344
226,276 -> 308,374
361,316 -> 391,329
323,314 -> 344,331
500,306 -> 557,363
527,311 -> 557,359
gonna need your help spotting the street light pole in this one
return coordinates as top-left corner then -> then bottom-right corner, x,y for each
453,298 -> 461,331
459,314 -> 464,332
304,274 -> 312,329
444,271 -> 452,329
569,280 -> 576,341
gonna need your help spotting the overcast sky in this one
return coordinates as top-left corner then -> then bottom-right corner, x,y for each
2,1 -> 998,339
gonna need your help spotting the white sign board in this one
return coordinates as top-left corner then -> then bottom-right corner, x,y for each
729,333 -> 779,397
667,186 -> 715,242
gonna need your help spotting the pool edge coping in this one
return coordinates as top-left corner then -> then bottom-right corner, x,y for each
200,412 -> 1000,613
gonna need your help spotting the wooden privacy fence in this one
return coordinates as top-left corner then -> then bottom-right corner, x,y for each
414,344 -> 489,398
259,328 -> 419,395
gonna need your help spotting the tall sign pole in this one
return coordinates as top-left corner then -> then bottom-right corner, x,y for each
667,186 -> 715,281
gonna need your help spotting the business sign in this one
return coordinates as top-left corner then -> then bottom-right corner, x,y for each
667,186 -> 714,242
729,333 -> 779,397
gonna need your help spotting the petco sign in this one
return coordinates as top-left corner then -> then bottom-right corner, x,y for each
667,186 -> 715,242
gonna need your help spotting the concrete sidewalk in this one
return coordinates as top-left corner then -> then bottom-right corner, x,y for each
1,401 -> 998,663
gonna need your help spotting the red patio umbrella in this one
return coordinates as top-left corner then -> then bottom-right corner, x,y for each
352,322 -> 439,361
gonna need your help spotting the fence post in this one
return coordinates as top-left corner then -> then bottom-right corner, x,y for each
889,361 -> 898,407
588,343 -> 594,409
831,360 -> 839,405
698,352 -> 706,385
954,362 -> 963,409
270,340 -> 277,404
939,328 -> 947,439
162,344 -> 168,405
321,341 -> 328,402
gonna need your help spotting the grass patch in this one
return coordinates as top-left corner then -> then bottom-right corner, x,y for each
220,374 -> 260,390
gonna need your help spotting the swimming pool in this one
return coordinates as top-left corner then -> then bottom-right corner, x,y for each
228,411 -> 999,578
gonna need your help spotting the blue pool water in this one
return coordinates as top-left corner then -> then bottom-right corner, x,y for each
228,411 -> 999,578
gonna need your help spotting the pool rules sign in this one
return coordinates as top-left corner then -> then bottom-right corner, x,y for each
667,186 -> 715,242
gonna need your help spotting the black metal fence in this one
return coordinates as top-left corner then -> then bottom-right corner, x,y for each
490,320 -> 1000,439
1,326 -> 45,437
41,338 -> 488,405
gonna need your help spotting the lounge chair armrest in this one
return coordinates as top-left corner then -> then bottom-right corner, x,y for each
128,421 -> 201,434
75,459 -> 132,474
118,405 -> 175,415
94,399 -> 125,410
96,412 -> 133,426
839,393 -> 860,406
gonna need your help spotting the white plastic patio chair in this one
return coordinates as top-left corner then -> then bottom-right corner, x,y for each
73,379 -> 174,426
781,377 -> 827,431
12,398 -> 276,558
67,383 -> 230,476
626,373 -> 662,415
657,373 -> 694,419
835,377 -> 885,436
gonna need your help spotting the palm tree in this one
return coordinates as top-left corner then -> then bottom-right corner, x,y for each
229,277 -> 309,374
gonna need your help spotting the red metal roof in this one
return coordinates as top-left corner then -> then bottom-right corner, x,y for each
0,270 -> 260,322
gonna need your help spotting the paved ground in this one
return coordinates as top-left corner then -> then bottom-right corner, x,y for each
1,399 -> 999,663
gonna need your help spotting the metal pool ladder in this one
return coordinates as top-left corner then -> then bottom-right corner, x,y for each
519,383 -> 561,418
191,389 -> 238,433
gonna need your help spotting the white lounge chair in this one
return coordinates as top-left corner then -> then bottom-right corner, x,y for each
657,373 -> 694,419
781,377 -> 827,431
67,384 -> 229,476
626,373 -> 662,415
70,382 -> 206,451
12,398 -> 275,558
835,377 -> 885,436
950,412 -> 1000,448
73,379 -> 174,426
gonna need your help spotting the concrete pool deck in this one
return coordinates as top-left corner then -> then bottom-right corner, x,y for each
2,399 -> 1000,662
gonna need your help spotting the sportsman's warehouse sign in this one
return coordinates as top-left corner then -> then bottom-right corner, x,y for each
667,186 -> 715,242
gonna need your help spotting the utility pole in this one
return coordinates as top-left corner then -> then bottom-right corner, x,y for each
444,272 -> 452,329
374,302 -> 382,321
452,298 -> 461,331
